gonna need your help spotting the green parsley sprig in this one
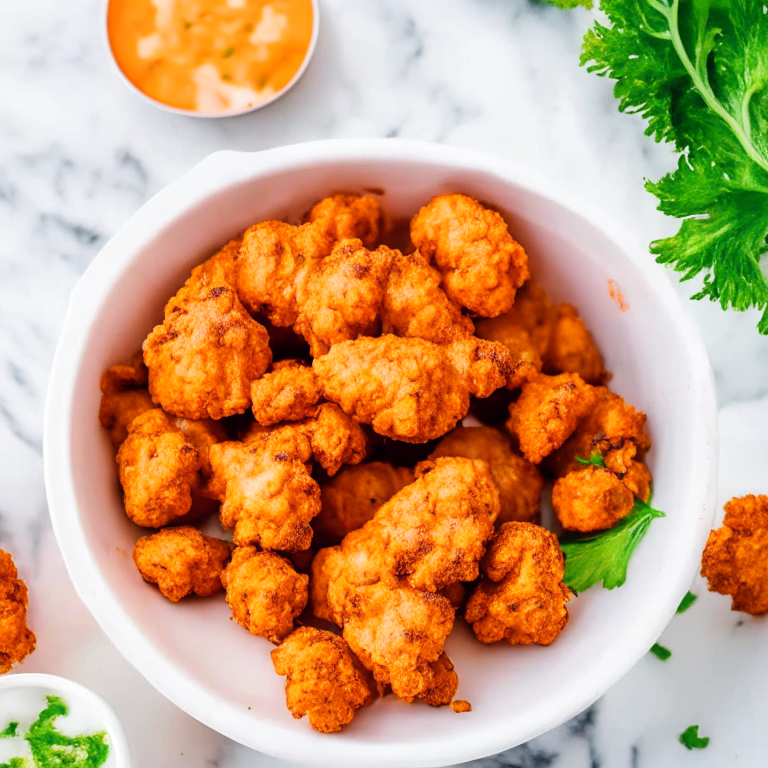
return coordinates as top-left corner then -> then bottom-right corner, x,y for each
560,496 -> 665,593
650,642 -> 672,660
679,724 -> 710,750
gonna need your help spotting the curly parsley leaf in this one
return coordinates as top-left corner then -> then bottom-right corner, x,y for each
575,453 -> 606,467
0,723 -> 18,739
560,496 -> 665,593
677,590 -> 697,613
679,724 -> 710,750
539,0 -> 593,8
581,0 -> 768,333
650,642 -> 672,660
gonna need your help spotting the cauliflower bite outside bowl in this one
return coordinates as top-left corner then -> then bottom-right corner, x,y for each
45,140 -> 717,768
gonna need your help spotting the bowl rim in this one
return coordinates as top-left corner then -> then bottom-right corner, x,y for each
0,673 -> 132,767
43,138 -> 718,767
102,0 -> 320,118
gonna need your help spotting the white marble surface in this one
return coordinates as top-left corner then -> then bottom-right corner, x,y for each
1,0 -> 767,765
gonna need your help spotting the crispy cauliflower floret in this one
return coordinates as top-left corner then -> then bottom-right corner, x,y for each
466,522 -> 570,645
542,303 -> 606,385
474,314 -> 542,390
381,249 -> 474,344
271,627 -> 374,733
250,360 -> 321,426
499,281 -> 556,356
117,409 -> 203,528
411,194 -> 529,317
429,426 -> 543,526
295,240 -> 395,357
309,402 -> 369,476
175,238 -> 241,301
313,462 -> 415,546
701,494 -> 768,615
236,220 -> 333,327
619,460 -> 652,502
506,373 -> 598,464
133,526 -> 232,602
308,194 -> 384,249
417,652 -> 459,707
444,336 -> 514,399
552,465 -> 635,532
0,550 -> 36,674
143,284 -> 272,420
98,353 -> 155,448
223,547 -> 308,643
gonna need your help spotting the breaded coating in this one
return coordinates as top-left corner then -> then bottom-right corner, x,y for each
373,458 -> 500,592
0,550 -> 36,674
314,462 -> 415,545
175,238 -> 241,301
418,653 -> 458,707
236,220 -> 332,327
701,495 -> 768,615
272,627 -> 374,733
143,284 -> 272,420
552,466 -> 635,532
308,194 -> 384,249
381,249 -> 474,344
251,360 -> 321,426
499,281 -> 556,356
117,409 -> 202,527
506,373 -> 598,464
133,526 -> 232,602
309,403 -> 369,476
340,581 -> 455,701
171,416 -> 227,485
429,426 -> 543,525
466,522 -> 570,645
295,240 -> 395,357
620,460 -> 652,502
223,547 -> 308,643
444,336 -> 514,399
411,194 -> 529,317
542,303 -> 606,385
439,582 -> 467,612
314,335 -> 492,443
209,439 -> 320,551
98,353 -> 155,448
474,314 -> 542,390
451,700 -> 472,713
547,387 -> 650,477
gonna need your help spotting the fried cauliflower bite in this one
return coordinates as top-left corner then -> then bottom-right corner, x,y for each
309,403 -> 369,476
223,547 -> 308,643
250,360 -> 321,426
133,526 -> 232,602
209,439 -> 320,551
271,627 -> 374,733
313,462 -> 415,545
506,373 -> 598,465
143,284 -> 272,420
175,238 -> 242,301
117,409 -> 203,527
295,240 -> 395,357
444,336 -> 515,399
418,652 -> 459,707
547,387 -> 651,477
701,495 -> 768,615
98,353 -> 155,448
466,522 -> 570,646
429,426 -> 543,526
236,221 -> 333,327
381,249 -> 475,344
410,194 -> 529,317
308,194 -> 384,249
0,550 -> 35,674
542,303 -> 606,385
552,466 -> 635,532
498,281 -> 556,356
474,314 -> 542,390
340,581 -> 455,701
619,460 -> 652,502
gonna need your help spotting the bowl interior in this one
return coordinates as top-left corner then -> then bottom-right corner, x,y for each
54,148 -> 714,767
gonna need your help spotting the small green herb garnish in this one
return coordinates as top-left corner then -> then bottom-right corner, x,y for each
650,642 -> 672,661
0,758 -> 27,768
677,591 -> 697,614
183,21 -> 192,29
575,453 -> 605,468
541,0 -> 592,8
561,496 -> 665,593
222,47 -> 235,58
222,74 -> 232,81
679,725 -> 710,750
0,723 -> 18,739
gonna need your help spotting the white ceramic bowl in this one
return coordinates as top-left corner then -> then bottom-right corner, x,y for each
0,673 -> 131,767
44,139 -> 718,768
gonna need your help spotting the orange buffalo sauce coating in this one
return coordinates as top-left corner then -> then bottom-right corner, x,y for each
107,0 -> 314,113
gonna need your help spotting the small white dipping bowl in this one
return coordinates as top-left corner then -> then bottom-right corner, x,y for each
0,674 -> 131,767
104,0 -> 319,118
44,139 -> 718,768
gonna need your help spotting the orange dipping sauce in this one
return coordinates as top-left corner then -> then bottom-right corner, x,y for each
107,0 -> 314,114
